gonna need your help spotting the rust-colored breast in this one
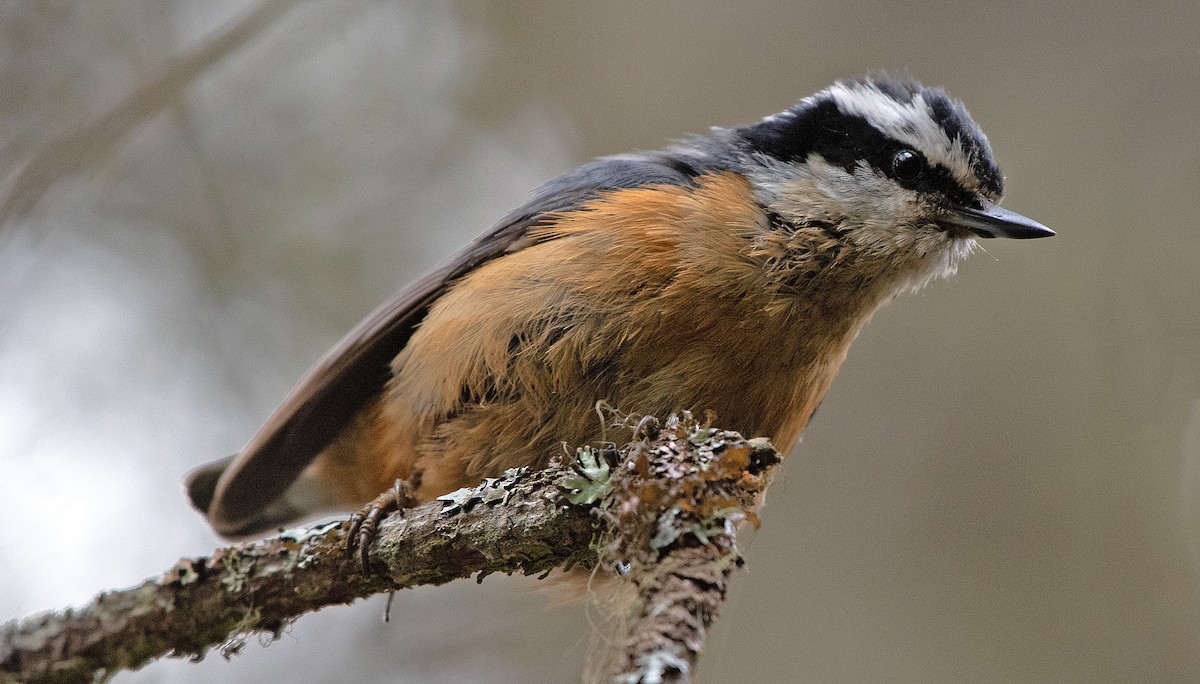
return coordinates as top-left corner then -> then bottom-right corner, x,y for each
316,172 -> 866,504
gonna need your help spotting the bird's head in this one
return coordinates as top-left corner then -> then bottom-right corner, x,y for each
733,75 -> 1053,292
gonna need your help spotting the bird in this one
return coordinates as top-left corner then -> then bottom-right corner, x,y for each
186,74 -> 1054,542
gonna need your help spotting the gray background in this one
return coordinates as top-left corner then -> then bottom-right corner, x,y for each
2,1 -> 1199,682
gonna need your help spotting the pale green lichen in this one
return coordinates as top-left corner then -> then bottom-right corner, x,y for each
562,445 -> 614,505
687,426 -> 719,445
649,506 -> 682,549
437,467 -> 529,514
217,550 -> 252,594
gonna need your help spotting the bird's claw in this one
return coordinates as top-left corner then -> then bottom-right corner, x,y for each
345,478 -> 416,572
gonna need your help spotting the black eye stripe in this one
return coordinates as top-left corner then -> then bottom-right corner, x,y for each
905,161 -> 976,206
739,93 -> 998,205
741,101 -> 922,180
921,91 -> 1003,198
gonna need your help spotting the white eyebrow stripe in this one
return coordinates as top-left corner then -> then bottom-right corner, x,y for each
825,81 -> 977,190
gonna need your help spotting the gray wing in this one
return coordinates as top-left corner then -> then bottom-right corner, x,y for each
192,149 -> 720,531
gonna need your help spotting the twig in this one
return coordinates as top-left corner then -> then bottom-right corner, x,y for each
601,417 -> 779,683
0,0 -> 303,227
0,466 -> 595,684
1,418 -> 779,684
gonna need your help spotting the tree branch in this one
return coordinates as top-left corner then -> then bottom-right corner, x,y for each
0,0 -> 303,228
1,416 -> 779,684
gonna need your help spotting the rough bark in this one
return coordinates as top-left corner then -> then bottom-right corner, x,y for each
1,416 -> 779,684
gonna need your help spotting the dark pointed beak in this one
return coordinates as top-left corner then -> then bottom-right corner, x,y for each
945,200 -> 1056,239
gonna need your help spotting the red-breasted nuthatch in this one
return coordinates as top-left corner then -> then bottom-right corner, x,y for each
187,74 -> 1054,540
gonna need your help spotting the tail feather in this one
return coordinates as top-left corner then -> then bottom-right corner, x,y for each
185,454 -> 235,517
185,454 -> 314,538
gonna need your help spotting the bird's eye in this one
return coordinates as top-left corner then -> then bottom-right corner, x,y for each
891,149 -> 924,182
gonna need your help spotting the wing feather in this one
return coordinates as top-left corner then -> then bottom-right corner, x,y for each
201,151 -> 714,530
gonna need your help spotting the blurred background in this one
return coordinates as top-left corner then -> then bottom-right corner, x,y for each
2,1 -> 1198,681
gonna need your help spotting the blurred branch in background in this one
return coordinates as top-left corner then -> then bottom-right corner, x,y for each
1,418 -> 779,684
0,0 -> 301,230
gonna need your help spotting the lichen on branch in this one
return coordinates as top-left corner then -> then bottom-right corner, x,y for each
1,415 -> 779,684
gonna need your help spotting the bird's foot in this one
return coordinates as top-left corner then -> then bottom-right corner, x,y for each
345,478 -> 418,572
